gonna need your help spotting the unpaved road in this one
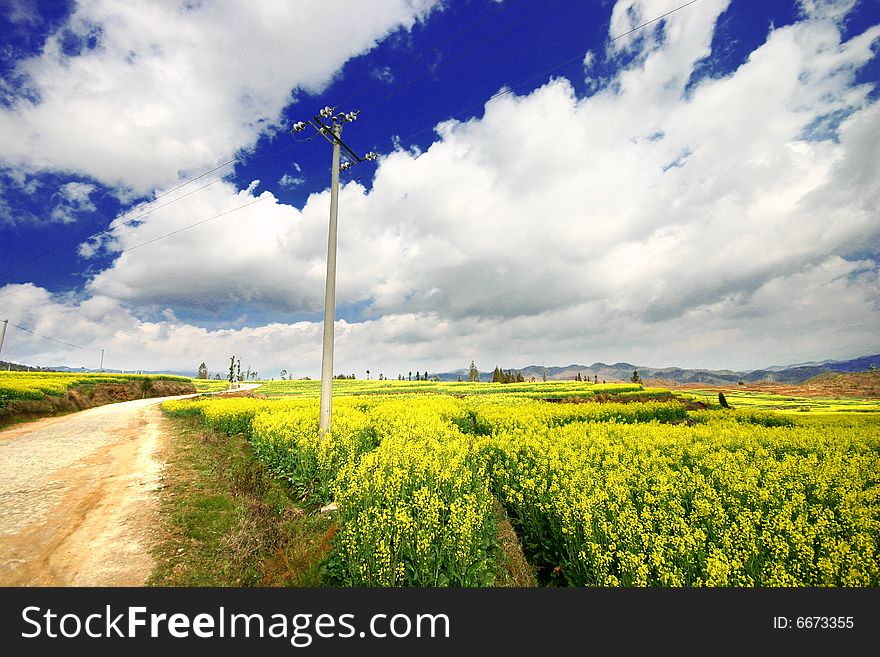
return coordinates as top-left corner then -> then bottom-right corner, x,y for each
0,385 -> 258,586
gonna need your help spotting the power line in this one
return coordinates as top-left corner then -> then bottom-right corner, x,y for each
0,141 -> 300,282
358,0 -> 564,116
7,321 -> 101,351
1,0 -> 702,302
113,195 -> 271,256
329,0 -> 519,112
0,172 -> 235,281
379,0 -> 702,145
0,195 -> 271,302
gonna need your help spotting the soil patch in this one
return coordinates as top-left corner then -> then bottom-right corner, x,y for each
0,380 -> 196,429
0,400 -> 176,585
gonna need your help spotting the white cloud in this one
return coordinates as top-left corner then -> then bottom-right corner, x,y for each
583,50 -> 595,70
5,0 -> 880,373
278,173 -> 305,188
798,0 -> 859,21
50,181 -> 96,223
2,251 -> 877,376
371,65 -> 395,83
0,0 -> 440,194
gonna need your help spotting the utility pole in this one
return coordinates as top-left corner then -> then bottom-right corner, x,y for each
0,319 -> 7,362
99,348 -> 104,372
291,106 -> 378,438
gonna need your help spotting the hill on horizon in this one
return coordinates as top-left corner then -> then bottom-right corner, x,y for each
435,354 -> 880,385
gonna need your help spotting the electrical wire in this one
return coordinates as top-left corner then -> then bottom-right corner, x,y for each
0,195 -> 271,302
0,142 -> 300,282
329,0 -> 518,112
375,0 -> 702,144
358,0 -> 565,116
8,322 -> 101,351
0,1 -> 702,303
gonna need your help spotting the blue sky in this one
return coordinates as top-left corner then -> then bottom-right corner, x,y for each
0,0 -> 878,377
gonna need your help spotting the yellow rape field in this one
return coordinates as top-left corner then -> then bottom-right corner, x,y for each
163,388 -> 880,587
0,370 -> 192,400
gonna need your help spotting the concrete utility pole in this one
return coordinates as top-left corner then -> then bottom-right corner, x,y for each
319,122 -> 341,436
0,319 -> 7,361
291,106 -> 378,438
99,348 -> 104,372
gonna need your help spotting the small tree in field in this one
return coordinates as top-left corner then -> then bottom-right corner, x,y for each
468,361 -> 479,383
631,370 -> 642,384
197,362 -> 208,379
140,376 -> 153,399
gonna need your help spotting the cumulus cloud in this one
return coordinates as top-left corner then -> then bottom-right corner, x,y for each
0,0 -> 440,194
5,0 -> 879,373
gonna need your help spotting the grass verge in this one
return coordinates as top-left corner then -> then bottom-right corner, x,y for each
492,499 -> 538,587
147,415 -> 333,586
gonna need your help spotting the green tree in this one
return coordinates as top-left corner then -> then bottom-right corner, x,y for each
228,356 -> 236,384
468,361 -> 479,383
197,362 -> 208,379
139,376 -> 153,399
631,370 -> 641,384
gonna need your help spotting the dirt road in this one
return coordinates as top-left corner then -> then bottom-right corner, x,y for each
0,389 -> 245,586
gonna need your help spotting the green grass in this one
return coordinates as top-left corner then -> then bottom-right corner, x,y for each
147,415 -> 333,587
680,389 -> 880,413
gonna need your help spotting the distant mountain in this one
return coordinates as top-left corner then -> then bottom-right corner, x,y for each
433,354 -> 880,385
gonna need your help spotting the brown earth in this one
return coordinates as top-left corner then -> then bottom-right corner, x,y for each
0,384 -> 260,586
0,397 -> 182,585
0,380 -> 196,429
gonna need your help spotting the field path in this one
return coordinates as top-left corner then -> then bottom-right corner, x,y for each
0,384 -> 259,586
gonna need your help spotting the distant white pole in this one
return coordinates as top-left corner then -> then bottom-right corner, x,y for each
0,319 -> 7,361
319,123 -> 342,439
100,348 -> 104,372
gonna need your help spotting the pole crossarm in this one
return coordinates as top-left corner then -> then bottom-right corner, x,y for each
291,106 -> 379,173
